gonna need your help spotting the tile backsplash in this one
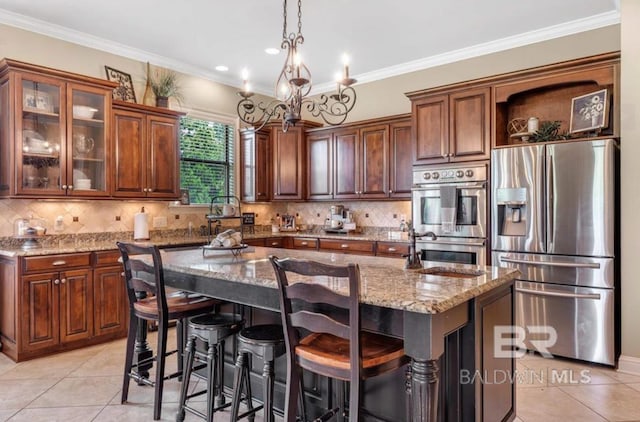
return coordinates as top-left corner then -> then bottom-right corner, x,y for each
0,198 -> 411,237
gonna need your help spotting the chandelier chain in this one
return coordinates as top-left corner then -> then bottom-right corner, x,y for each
282,0 -> 287,40
297,0 -> 302,36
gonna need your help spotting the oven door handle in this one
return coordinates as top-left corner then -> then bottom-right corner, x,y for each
412,181 -> 486,190
516,287 -> 601,300
418,239 -> 485,247
500,257 -> 600,269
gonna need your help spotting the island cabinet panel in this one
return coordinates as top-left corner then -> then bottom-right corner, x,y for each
0,259 -> 17,345
376,241 -> 410,258
111,101 -> 182,199
388,119 -> 413,198
410,88 -> 490,165
93,266 -> 127,336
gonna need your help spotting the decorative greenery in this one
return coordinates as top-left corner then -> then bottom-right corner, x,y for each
529,120 -> 567,143
149,67 -> 183,101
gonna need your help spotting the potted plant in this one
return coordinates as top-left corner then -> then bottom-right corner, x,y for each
149,66 -> 183,107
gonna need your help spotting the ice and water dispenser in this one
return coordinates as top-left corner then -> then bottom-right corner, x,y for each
496,187 -> 528,236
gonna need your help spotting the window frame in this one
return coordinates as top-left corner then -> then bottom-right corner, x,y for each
178,110 -> 238,205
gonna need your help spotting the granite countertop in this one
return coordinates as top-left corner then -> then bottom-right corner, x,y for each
0,230 -> 410,258
160,246 -> 519,314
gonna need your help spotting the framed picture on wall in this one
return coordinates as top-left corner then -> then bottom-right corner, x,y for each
104,66 -> 137,103
179,189 -> 190,205
569,89 -> 608,134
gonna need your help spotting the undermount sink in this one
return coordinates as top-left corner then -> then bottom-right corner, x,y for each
418,267 -> 485,279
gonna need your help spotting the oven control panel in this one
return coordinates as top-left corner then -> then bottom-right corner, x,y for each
413,165 -> 487,185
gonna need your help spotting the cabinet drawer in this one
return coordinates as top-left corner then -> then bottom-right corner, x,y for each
265,237 -> 285,248
23,253 -> 92,273
292,238 -> 318,249
244,238 -> 266,247
93,250 -> 122,267
376,242 -> 410,257
319,239 -> 375,255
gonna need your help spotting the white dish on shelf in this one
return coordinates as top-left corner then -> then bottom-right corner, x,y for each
73,105 -> 98,119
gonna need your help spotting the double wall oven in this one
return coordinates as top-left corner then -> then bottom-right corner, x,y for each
412,164 -> 488,266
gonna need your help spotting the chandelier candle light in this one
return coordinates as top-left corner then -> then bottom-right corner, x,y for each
237,0 -> 357,132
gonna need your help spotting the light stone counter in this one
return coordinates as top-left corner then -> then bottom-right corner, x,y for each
159,246 -> 518,314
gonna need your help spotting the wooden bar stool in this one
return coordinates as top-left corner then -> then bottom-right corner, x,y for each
117,242 -> 222,421
269,255 -> 410,422
229,324 -> 287,422
176,313 -> 244,422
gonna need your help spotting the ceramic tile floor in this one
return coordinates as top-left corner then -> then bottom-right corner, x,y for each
1,330 -> 640,422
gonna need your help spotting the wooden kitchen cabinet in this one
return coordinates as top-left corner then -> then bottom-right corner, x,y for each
376,241 -> 410,258
409,87 -> 490,165
240,127 -> 271,202
0,59 -> 117,198
111,101 -> 182,199
93,250 -> 127,337
318,238 -> 375,256
306,114 -> 410,201
388,119 -> 413,198
20,254 -> 93,355
272,123 -> 320,200
0,250 -> 129,362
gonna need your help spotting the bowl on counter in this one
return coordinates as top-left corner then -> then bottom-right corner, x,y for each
72,105 -> 99,119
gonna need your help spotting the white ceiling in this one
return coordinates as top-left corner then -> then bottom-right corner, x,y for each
0,0 -> 620,96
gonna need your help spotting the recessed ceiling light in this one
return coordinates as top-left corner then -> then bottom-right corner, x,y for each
265,48 -> 280,55
215,65 -> 229,72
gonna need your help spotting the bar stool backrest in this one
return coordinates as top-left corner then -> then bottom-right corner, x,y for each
117,242 -> 169,319
269,255 -> 363,382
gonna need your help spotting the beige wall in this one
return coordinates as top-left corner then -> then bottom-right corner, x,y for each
620,0 -> 640,362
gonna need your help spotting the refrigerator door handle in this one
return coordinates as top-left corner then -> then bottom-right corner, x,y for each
516,287 -> 601,300
500,256 -> 600,269
546,152 -> 554,251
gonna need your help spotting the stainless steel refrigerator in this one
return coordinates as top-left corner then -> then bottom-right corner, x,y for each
492,139 -> 618,365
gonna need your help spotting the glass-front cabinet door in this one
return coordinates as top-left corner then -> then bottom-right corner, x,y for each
17,75 -> 65,195
15,75 -> 110,197
67,83 -> 110,196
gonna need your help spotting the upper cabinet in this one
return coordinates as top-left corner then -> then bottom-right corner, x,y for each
306,114 -> 411,201
0,59 -> 117,198
240,127 -> 271,202
408,87 -> 490,165
492,53 -> 619,147
111,101 -> 183,199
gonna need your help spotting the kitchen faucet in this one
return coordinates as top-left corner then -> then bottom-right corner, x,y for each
404,228 -> 437,269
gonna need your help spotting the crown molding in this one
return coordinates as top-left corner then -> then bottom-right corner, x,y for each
0,8 -> 619,97
312,10 -> 620,94
0,9 -> 274,96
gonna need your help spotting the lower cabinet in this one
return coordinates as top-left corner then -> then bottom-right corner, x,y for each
2,251 -> 128,362
21,268 -> 93,353
318,239 -> 375,256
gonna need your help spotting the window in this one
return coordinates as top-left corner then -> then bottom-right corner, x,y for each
179,115 -> 235,204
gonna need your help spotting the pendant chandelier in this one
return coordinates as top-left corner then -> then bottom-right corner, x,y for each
237,0 -> 357,132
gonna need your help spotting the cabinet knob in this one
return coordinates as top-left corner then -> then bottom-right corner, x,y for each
442,154 -> 447,159
340,244 -> 349,249
389,190 -> 393,193
258,192 -> 263,195
61,278 -> 66,284
142,188 -> 147,192
388,247 -> 397,252
301,241 -> 308,246
68,185 -> 73,190
54,279 -> 60,285
271,242 -> 279,246
148,188 -> 153,192
52,260 -> 66,266
62,185 -> 67,189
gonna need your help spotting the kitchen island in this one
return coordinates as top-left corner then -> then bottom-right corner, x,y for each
157,245 -> 519,422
